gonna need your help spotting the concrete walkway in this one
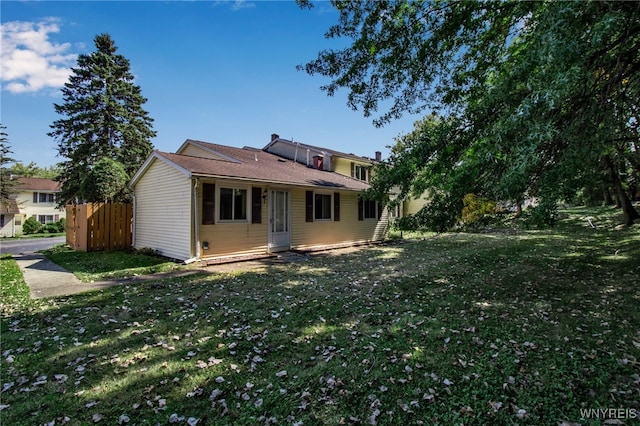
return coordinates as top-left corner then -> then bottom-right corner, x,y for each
13,245 -> 372,299
13,253 -> 206,299
14,253 -> 112,299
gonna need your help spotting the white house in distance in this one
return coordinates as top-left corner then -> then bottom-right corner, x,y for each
0,177 -> 65,237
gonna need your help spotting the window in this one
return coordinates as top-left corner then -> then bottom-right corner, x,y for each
202,183 -> 215,224
364,199 -> 377,219
38,215 -> 55,224
35,192 -> 55,203
358,197 -> 380,220
220,187 -> 247,221
351,163 -> 369,182
355,165 -> 368,181
314,193 -> 332,220
306,191 -> 338,221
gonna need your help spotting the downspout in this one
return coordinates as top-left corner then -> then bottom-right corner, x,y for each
131,192 -> 136,248
192,178 -> 200,261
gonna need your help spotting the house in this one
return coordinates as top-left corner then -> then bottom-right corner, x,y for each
264,134 -> 380,182
265,134 -> 429,223
0,177 -> 64,237
129,138 -> 390,262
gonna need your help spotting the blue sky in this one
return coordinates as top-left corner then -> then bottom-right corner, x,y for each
1,0 -> 421,169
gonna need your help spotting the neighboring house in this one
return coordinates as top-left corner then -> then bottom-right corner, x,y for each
129,138 -> 390,262
0,177 -> 64,237
0,199 -> 20,238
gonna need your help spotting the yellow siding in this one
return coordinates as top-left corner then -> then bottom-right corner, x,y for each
404,191 -> 431,216
198,182 -> 268,259
134,159 -> 193,261
289,189 -> 385,250
333,157 -> 374,182
332,157 -> 353,176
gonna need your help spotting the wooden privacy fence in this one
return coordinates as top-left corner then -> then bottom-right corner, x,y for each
66,203 -> 133,252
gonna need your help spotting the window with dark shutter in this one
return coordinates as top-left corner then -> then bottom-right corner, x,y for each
202,183 -> 215,224
333,192 -> 340,221
252,187 -> 262,224
315,193 -> 332,220
305,191 -> 313,222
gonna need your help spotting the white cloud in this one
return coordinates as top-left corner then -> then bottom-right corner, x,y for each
231,1 -> 255,11
0,18 -> 77,94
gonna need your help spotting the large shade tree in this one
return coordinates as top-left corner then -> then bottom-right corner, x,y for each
298,0 -> 640,226
49,33 -> 156,205
0,124 -> 18,208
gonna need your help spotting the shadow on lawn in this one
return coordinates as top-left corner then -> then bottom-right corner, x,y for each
2,227 -> 639,425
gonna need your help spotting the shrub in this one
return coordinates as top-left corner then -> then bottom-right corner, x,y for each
393,215 -> 418,231
460,193 -> 497,227
135,247 -> 160,256
22,217 -> 41,234
40,223 -> 60,234
522,198 -> 559,228
56,218 -> 66,233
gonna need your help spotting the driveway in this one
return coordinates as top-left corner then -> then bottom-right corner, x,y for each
0,236 -> 66,255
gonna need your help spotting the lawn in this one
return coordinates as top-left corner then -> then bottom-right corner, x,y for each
42,245 -> 189,282
1,207 -> 639,425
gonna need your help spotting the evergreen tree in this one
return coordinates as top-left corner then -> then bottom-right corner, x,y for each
0,124 -> 19,208
48,33 -> 156,205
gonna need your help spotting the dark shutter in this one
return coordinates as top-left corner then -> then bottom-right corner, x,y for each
252,187 -> 262,224
202,183 -> 215,224
358,196 -> 364,221
333,192 -> 340,221
350,162 -> 355,177
33,192 -> 38,203
305,191 -> 314,222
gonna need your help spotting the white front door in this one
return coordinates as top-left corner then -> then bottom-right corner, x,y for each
268,190 -> 290,252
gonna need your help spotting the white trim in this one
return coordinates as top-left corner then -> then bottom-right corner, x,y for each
313,190 -> 334,221
216,184 -> 250,224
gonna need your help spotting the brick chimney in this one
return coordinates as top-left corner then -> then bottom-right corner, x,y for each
271,133 -> 280,141
375,151 -> 382,161
312,155 -> 324,170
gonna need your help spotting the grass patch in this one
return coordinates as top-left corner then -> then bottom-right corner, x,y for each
0,255 -> 37,315
41,245 -> 188,282
1,207 -> 639,425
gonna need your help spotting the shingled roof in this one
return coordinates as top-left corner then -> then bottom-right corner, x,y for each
15,177 -> 60,191
265,135 -> 379,163
133,141 -> 370,191
0,199 -> 20,214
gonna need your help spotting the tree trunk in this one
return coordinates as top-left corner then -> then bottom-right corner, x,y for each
514,202 -> 523,218
602,184 -> 614,205
605,156 -> 640,225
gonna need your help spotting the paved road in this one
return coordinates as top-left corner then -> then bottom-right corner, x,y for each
0,236 -> 66,255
